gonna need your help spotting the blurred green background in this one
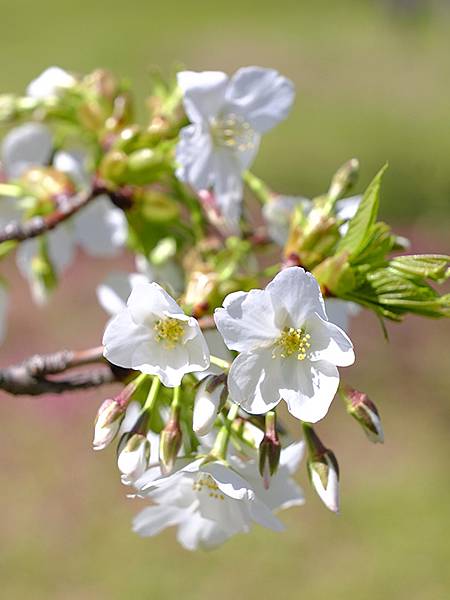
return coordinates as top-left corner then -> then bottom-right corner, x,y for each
0,1 -> 449,598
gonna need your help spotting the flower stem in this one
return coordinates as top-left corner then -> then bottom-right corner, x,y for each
143,376 -> 161,412
243,171 -> 272,205
210,355 -> 231,371
211,402 -> 239,460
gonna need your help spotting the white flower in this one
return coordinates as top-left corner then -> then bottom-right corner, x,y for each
193,375 -> 225,437
263,194 -> 362,247
103,282 -> 210,387
133,457 -> 283,551
26,66 -> 76,99
176,67 -> 295,231
214,267 -> 355,422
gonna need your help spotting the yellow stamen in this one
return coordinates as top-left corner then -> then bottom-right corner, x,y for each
154,317 -> 185,349
210,113 -> 255,152
192,475 -> 225,501
273,327 -> 311,361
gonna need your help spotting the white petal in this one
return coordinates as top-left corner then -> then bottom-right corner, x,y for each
46,225 -> 76,274
53,150 -> 89,189
266,266 -> 327,327
193,378 -> 222,436
175,124 -> 215,191
96,272 -> 144,317
2,123 -> 53,179
249,497 -> 285,531
336,195 -> 361,235
27,66 -> 76,99
311,455 -> 339,513
263,195 -> 311,246
74,195 -> 127,257
127,282 -> 183,325
102,309 -> 153,369
203,462 -> 254,501
132,504 -> 185,537
213,149 -> 245,232
280,441 -> 305,474
214,288 -> 278,352
225,66 -> 295,133
281,359 -> 339,423
177,70 -> 228,123
307,312 -> 355,367
227,348 -> 281,414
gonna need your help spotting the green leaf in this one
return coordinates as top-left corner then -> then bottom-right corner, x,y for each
336,164 -> 388,259
389,254 -> 450,283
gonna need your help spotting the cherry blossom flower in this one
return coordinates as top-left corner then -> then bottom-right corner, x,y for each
133,457 -> 283,551
214,267 -> 355,422
176,67 -> 295,231
26,66 -> 76,99
103,282 -> 210,387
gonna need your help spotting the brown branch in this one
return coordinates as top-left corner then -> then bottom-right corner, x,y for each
0,317 -> 216,397
0,346 -> 120,396
0,186 -> 106,244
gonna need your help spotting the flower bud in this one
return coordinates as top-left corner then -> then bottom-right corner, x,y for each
303,425 -> 340,513
20,167 -> 76,203
117,433 -> 151,485
340,386 -> 384,443
125,148 -> 165,184
193,374 -> 227,437
159,408 -> 182,475
258,412 -> 281,489
0,95 -> 18,122
328,158 -> 359,204
93,398 -> 125,451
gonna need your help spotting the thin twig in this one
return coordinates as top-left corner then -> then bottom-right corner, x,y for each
0,187 -> 105,244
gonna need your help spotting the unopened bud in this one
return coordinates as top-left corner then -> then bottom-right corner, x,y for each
93,398 -> 125,451
193,374 -> 227,437
159,408 -> 182,475
303,425 -> 340,513
258,411 -> 281,489
125,148 -> 165,184
117,433 -> 151,485
98,150 -> 128,183
328,158 -> 359,204
340,386 -> 384,443
21,167 -> 75,202
0,95 -> 18,122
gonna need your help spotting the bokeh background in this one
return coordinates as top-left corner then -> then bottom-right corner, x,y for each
0,1 -> 449,598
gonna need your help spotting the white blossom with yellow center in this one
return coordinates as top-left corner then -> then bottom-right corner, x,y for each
133,458 -> 284,551
102,282 -> 210,387
214,267 -> 355,423
175,67 -> 295,232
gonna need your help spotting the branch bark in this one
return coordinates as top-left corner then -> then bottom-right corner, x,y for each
0,187 -> 105,244
0,316 -> 216,397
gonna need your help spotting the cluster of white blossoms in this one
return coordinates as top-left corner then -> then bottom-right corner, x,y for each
2,64 -> 445,552
99,266 -> 355,548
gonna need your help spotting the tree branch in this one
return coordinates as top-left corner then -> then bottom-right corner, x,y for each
0,346 -> 120,396
0,316 -> 216,397
0,186 -> 105,244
